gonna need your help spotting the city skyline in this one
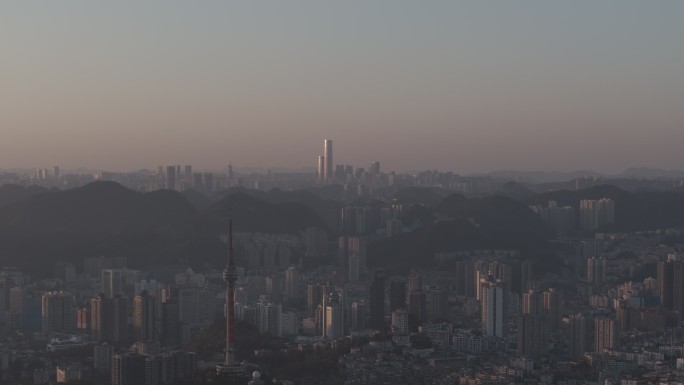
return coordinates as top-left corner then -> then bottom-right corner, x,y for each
1,2 -> 683,173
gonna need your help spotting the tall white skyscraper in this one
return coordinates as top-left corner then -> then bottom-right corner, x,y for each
323,139 -> 333,183
481,279 -> 508,338
317,155 -> 325,184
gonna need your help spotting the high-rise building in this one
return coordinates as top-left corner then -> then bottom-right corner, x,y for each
323,139 -> 333,183
521,289 -> 542,316
56,366 -> 81,383
111,353 -> 146,385
408,290 -> 427,322
594,317 -> 619,352
587,257 -> 606,285
517,314 -> 547,358
348,253 -> 361,282
42,291 -> 75,334
369,270 -> 386,331
284,266 -> 298,299
307,284 -> 325,317
102,268 -> 139,298
102,269 -> 122,299
184,165 -> 192,184
133,291 -> 158,341
256,300 -> 281,337
391,308 -> 409,335
317,155 -> 325,184
90,294 -> 128,343
543,288 -> 562,331
481,279 -> 508,338
323,290 -> 343,339
94,342 -> 113,372
350,301 -> 367,331
529,201 -> 576,236
7,286 -> 24,329
568,314 -> 588,361
426,288 -> 448,321
389,279 -> 406,312
165,166 -> 177,191
203,172 -> 214,194
305,227 -> 328,260
658,258 -> 675,309
580,198 -> 615,232
161,299 -> 180,348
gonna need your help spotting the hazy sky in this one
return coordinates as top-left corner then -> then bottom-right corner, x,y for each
1,2 -> 683,173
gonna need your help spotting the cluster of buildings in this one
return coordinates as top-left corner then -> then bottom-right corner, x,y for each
530,198 -> 615,235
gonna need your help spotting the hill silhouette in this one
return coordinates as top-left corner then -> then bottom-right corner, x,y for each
0,184 -> 51,208
393,187 -> 450,207
368,194 -> 553,270
494,181 -> 535,201
0,182 -> 197,275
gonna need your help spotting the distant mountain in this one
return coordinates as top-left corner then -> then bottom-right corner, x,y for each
527,184 -> 684,232
474,170 -> 603,183
181,189 -> 214,210
0,184 -> 51,208
0,182 -> 195,235
368,194 -> 553,270
494,181 -> 535,201
192,191 -> 329,236
619,167 -> 684,179
0,182 -> 196,275
0,182 -> 331,276
392,187 -> 450,207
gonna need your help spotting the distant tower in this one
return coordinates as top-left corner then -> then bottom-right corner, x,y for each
369,270 -> 386,331
317,155 -> 325,184
217,215 -> 244,377
323,139 -> 333,183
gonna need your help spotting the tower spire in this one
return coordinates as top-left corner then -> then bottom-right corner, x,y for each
218,210 -> 243,376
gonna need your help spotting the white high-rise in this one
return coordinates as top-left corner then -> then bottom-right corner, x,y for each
323,139 -> 333,183
481,279 -> 508,338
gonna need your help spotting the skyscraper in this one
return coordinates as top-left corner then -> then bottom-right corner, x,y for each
323,139 -> 333,183
481,279 -> 508,338
90,294 -> 128,343
323,290 -> 343,339
369,270 -> 386,331
517,314 -> 547,358
317,155 -> 325,184
133,291 -> 158,341
389,279 -> 407,312
543,288 -> 562,331
166,166 -> 176,191
284,266 -> 298,299
594,317 -> 619,352
41,291 -> 75,334
568,314 -> 588,361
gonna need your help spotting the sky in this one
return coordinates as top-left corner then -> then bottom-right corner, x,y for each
1,1 -> 683,174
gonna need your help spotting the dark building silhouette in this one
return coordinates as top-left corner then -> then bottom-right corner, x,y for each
133,290 -> 158,341
389,279 -> 406,311
369,270 -> 386,331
